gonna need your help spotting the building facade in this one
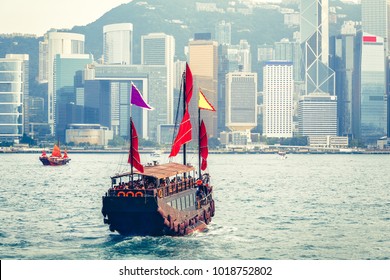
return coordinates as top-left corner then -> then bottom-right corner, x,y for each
359,34 -> 387,143
0,54 -> 29,141
300,0 -> 335,96
298,94 -> 337,137
41,31 -> 85,134
188,38 -> 219,138
225,72 -> 257,132
263,61 -> 293,138
84,64 -> 168,141
361,0 -> 390,54
103,23 -> 133,65
54,53 -> 93,141
141,33 -> 175,123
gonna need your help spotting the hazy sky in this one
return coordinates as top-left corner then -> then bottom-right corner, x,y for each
0,0 -> 131,36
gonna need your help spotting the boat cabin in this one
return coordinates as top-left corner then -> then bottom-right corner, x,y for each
108,162 -> 197,199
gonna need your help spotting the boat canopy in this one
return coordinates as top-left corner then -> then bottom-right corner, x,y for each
111,162 -> 195,180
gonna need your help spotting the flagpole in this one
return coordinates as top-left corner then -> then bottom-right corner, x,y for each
182,71 -> 187,166
198,107 -> 201,178
130,92 -> 134,186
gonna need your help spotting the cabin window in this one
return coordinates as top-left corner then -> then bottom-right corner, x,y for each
172,199 -> 177,209
190,193 -> 195,206
185,195 -> 190,208
180,196 -> 186,209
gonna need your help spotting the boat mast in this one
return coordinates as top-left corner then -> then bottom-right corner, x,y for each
182,71 -> 187,166
130,105 -> 134,186
198,107 -> 201,178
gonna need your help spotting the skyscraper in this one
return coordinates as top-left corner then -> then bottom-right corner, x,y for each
263,61 -> 293,138
361,0 -> 389,54
330,21 -> 359,138
41,31 -> 85,134
226,72 -> 257,132
300,0 -> 335,95
141,33 -> 175,124
359,34 -> 387,143
215,20 -> 232,45
103,23 -> 133,65
188,37 -> 219,138
0,54 -> 29,141
54,53 -> 94,141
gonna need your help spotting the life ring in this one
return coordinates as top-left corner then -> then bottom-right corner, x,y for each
126,191 -> 134,197
117,191 -> 126,197
135,191 -> 143,197
157,189 -> 163,198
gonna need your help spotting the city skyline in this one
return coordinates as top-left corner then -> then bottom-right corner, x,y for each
0,0 -> 388,148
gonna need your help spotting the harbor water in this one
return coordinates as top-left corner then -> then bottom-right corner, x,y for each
0,153 -> 389,260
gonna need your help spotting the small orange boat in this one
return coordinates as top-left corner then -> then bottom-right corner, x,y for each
39,144 -> 71,166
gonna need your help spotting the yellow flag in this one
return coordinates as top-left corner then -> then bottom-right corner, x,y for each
198,90 -> 216,111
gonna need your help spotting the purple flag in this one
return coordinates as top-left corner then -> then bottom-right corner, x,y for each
131,83 -> 153,110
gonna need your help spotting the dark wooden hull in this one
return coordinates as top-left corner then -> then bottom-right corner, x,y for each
102,189 -> 215,236
39,156 -> 71,166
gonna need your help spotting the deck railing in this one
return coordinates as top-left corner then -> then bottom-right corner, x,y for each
108,177 -> 197,198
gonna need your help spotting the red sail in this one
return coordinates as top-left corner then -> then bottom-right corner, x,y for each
199,120 -> 208,171
51,144 -> 61,157
185,63 -> 193,105
127,120 -> 144,173
169,110 -> 192,158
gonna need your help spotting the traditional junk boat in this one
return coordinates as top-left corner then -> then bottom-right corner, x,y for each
102,64 -> 216,236
39,144 -> 71,166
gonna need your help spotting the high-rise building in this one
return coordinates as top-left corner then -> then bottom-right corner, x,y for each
226,72 -> 257,132
188,38 -> 219,138
226,40 -> 251,72
300,0 -> 335,96
263,61 -> 293,138
84,64 -> 168,141
41,31 -> 85,134
141,33 -> 175,123
0,54 -> 29,141
54,53 -> 93,141
256,44 -> 274,91
274,38 -> 301,82
103,23 -> 133,65
359,33 -> 387,143
330,21 -> 359,138
361,0 -> 390,54
215,20 -> 232,45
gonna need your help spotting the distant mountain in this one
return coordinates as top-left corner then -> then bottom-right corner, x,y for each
71,0 -> 291,62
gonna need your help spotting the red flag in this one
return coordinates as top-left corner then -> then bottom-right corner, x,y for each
169,110 -> 192,157
185,63 -> 193,105
128,120 -> 144,173
199,120 -> 208,170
